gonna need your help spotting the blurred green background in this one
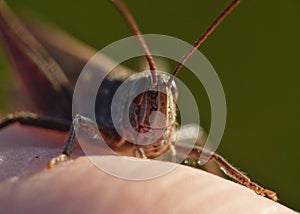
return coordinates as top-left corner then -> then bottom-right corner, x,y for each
0,0 -> 299,210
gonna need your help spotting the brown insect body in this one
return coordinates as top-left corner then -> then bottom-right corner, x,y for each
0,0 -> 278,201
100,72 -> 177,158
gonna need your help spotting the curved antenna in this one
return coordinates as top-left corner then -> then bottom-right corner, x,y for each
167,0 -> 240,87
111,0 -> 157,87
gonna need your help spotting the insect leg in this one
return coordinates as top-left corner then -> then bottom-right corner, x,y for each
132,146 -> 147,159
202,150 -> 277,201
210,152 -> 278,201
172,124 -> 221,175
0,111 -> 71,131
47,114 -> 103,169
47,115 -> 79,169
173,124 -> 278,201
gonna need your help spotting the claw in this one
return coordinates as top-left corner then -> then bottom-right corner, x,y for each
47,154 -> 68,169
263,190 -> 278,202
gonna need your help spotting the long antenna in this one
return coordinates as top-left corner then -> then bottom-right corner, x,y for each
111,0 -> 157,87
167,0 -> 240,87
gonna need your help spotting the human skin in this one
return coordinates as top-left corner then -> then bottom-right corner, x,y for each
0,125 -> 297,214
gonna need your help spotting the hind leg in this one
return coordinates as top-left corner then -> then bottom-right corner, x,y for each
173,124 -> 277,201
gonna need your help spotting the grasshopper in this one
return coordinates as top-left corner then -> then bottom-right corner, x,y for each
0,0 -> 277,201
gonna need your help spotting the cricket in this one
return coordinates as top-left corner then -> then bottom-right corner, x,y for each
0,0 -> 278,201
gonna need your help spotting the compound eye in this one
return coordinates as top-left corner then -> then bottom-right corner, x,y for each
170,80 -> 178,101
